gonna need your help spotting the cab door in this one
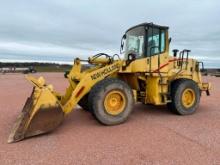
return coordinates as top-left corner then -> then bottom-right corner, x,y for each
145,27 -> 169,73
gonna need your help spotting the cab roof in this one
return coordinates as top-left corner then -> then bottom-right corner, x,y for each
126,22 -> 169,33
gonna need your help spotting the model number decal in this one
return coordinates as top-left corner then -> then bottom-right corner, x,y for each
91,64 -> 119,80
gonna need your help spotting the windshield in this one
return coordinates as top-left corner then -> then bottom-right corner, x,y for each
124,26 -> 145,59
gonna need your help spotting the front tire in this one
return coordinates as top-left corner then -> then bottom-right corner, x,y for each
168,79 -> 200,115
78,94 -> 91,112
89,78 -> 134,125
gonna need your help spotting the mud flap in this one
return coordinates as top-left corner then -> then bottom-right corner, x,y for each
8,87 -> 64,143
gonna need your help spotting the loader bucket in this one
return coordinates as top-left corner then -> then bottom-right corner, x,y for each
8,86 -> 64,143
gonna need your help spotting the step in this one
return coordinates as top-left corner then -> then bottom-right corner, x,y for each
160,92 -> 170,95
159,83 -> 168,85
159,79 -> 168,85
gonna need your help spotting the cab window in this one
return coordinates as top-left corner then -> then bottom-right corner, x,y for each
160,30 -> 166,52
147,27 -> 166,56
125,26 -> 145,59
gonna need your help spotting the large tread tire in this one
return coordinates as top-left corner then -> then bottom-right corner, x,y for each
88,78 -> 134,125
168,79 -> 200,115
78,94 -> 91,112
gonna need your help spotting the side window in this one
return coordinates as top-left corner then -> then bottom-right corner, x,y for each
147,28 -> 166,56
147,28 -> 159,56
160,30 -> 165,52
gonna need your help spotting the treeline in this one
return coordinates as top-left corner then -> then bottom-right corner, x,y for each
0,62 -> 71,68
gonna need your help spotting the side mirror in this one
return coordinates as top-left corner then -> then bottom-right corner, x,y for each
125,53 -> 137,66
127,53 -> 136,61
120,34 -> 126,54
169,37 -> 172,44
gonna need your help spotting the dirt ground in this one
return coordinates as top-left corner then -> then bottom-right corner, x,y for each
0,73 -> 219,165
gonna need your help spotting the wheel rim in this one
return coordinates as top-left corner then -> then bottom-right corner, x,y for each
104,90 -> 126,115
181,88 -> 196,108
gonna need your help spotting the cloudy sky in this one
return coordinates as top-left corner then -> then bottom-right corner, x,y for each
0,0 -> 220,67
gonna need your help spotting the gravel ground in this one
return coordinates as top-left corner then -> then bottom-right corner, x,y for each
0,73 -> 219,165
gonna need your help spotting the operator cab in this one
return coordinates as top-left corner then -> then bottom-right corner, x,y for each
121,23 -> 169,60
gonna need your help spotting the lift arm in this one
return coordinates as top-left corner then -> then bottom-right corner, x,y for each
61,58 -> 123,114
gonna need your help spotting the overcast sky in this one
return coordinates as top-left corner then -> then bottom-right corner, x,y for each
0,0 -> 220,67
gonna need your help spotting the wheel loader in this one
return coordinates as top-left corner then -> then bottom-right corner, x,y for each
8,23 -> 211,143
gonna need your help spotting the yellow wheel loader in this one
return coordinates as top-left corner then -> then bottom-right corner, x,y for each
8,23 -> 211,143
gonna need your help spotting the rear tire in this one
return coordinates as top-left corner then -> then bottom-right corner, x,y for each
168,79 -> 200,115
88,78 -> 134,125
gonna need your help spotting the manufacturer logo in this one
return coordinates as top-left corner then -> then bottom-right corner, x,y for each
91,64 -> 120,80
